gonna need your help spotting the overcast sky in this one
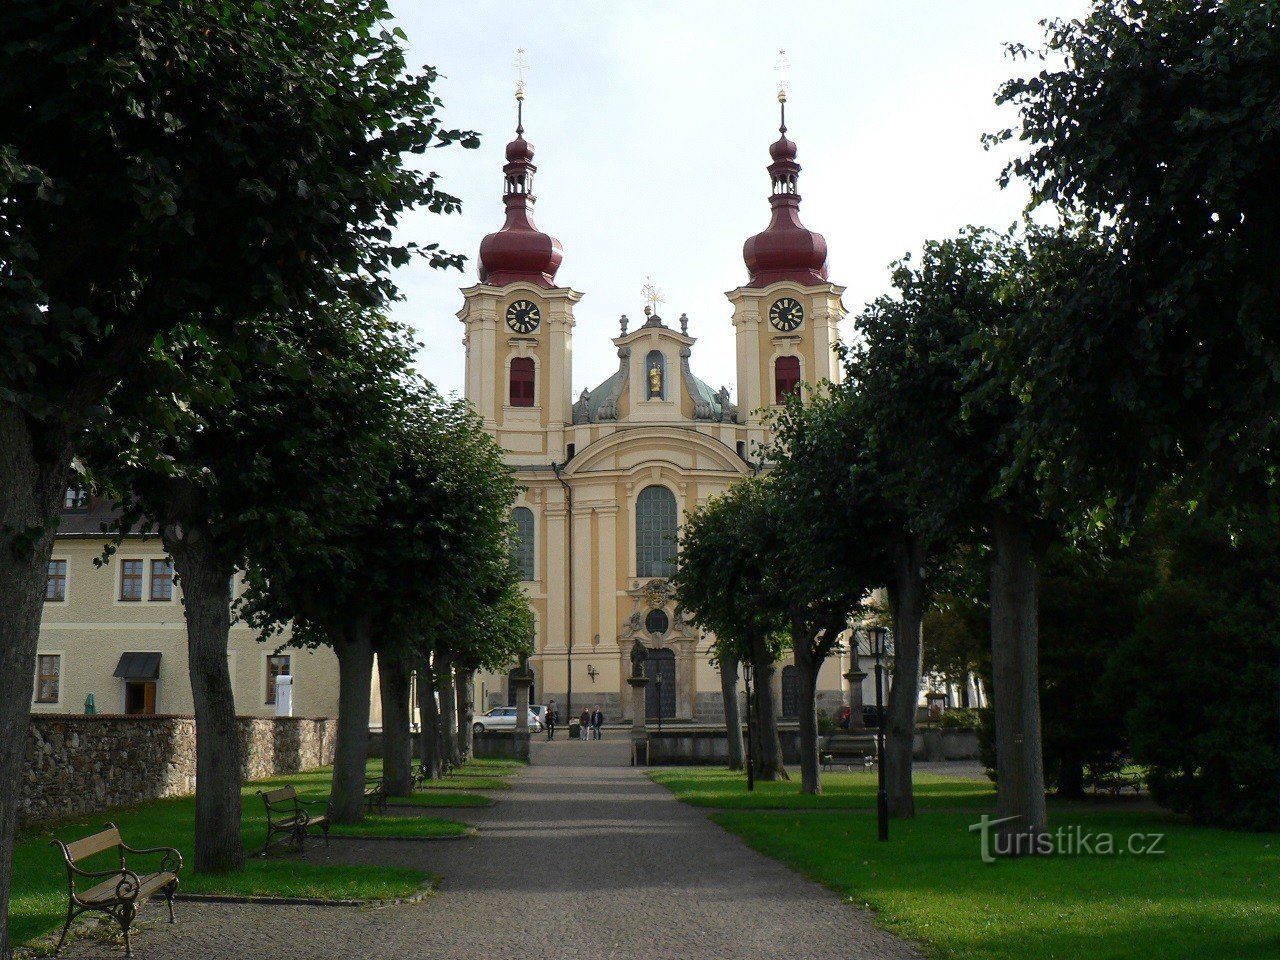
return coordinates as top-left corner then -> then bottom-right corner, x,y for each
384,0 -> 1088,400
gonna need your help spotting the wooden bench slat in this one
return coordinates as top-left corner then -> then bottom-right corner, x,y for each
65,827 -> 121,863
261,786 -> 298,804
79,871 -> 177,906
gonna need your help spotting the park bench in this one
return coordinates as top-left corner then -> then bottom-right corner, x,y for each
1093,770 -> 1143,796
821,733 -> 877,773
364,776 -> 388,814
50,822 -> 181,958
256,785 -> 330,856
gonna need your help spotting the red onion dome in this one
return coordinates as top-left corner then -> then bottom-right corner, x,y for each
769,133 -> 798,161
478,126 -> 563,288
743,129 -> 828,287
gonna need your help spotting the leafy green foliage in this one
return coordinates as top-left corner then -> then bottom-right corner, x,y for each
992,0 -> 1280,501
1,0 -> 477,422
1119,501 -> 1280,830
673,476 -> 789,665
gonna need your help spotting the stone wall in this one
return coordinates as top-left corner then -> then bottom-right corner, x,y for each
20,714 -> 335,827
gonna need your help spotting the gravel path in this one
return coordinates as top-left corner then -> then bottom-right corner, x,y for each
60,734 -> 921,959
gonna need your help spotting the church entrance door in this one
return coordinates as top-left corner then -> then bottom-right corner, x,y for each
644,648 -> 676,720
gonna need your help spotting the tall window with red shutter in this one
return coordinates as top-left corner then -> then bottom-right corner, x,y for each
510,357 -> 535,407
775,355 -> 801,403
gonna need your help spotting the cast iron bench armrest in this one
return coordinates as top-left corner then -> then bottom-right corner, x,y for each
119,842 -> 184,874
64,862 -> 143,891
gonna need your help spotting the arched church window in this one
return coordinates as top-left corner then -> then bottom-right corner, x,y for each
645,350 -> 666,400
512,507 -> 535,580
636,485 -> 677,577
775,355 -> 801,404
510,357 -> 535,407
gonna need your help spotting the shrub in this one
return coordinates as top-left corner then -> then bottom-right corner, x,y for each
1117,504 -> 1280,830
938,708 -> 982,729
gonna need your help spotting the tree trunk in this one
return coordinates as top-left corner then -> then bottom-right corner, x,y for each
329,616 -> 375,824
437,655 -> 460,768
749,636 -> 788,781
792,635 -> 823,795
163,521 -> 244,873
416,657 -> 442,781
989,509 -> 1048,852
718,651 -> 745,771
1055,751 -> 1087,800
885,534 -> 927,819
456,668 -> 475,761
0,409 -> 68,960
377,651 -> 413,796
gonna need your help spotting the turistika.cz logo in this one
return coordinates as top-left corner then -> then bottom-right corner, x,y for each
968,815 -> 1167,863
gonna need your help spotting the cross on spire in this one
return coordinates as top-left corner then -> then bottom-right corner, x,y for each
775,48 -> 790,132
513,47 -> 528,131
641,277 -> 665,316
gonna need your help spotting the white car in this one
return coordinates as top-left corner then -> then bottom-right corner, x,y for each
472,706 -> 543,733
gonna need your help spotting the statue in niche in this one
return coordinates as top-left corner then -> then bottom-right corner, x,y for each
648,362 -> 663,399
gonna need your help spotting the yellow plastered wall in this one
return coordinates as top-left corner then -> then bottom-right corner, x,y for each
34,538 -> 340,718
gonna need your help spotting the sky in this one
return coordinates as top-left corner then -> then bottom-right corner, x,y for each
384,0 -> 1090,400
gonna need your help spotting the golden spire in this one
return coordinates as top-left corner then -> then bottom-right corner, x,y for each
513,47 -> 528,132
775,48 -> 790,132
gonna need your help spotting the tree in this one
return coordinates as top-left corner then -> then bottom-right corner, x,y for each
243,386 -> 519,822
767,393 -> 883,795
675,478 -> 789,781
769,381 -> 937,813
848,227 -> 1067,847
991,0 -> 1280,507
86,304 -> 413,871
0,2 -> 475,940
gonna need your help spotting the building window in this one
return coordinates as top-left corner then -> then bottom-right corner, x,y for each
46,560 -> 67,602
120,560 -> 144,601
62,487 -> 89,511
775,355 -> 801,403
512,507 -> 535,580
124,681 -> 157,715
36,654 -> 61,703
510,357 -> 535,407
266,654 -> 291,704
636,485 -> 678,577
645,350 -> 666,400
150,559 -> 174,601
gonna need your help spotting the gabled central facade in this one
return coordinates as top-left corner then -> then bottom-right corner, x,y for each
461,97 -> 852,723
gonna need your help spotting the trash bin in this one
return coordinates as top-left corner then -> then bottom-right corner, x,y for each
568,720 -> 581,740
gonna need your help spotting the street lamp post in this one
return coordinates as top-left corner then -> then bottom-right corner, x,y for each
655,673 -> 664,733
870,625 -> 889,842
743,659 -> 755,792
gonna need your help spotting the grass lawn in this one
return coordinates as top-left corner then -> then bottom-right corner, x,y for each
652,768 -> 1280,960
649,767 -> 996,809
330,815 -> 470,838
9,764 -> 464,948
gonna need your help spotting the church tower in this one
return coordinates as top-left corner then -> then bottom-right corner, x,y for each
726,88 -> 845,457
457,88 -> 580,466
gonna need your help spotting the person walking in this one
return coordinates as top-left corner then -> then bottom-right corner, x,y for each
579,707 -> 591,741
546,700 -> 557,740
591,705 -> 604,740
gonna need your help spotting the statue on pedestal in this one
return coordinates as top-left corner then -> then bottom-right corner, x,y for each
630,638 -> 648,679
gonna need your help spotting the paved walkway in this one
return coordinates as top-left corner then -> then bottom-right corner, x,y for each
62,734 -> 921,959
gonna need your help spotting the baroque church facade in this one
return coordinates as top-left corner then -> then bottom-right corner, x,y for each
463,99 -> 852,722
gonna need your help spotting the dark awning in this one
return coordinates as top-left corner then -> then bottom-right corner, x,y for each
113,652 -> 161,680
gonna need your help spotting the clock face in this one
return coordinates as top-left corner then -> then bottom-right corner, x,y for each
769,297 -> 804,331
505,299 -> 541,334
